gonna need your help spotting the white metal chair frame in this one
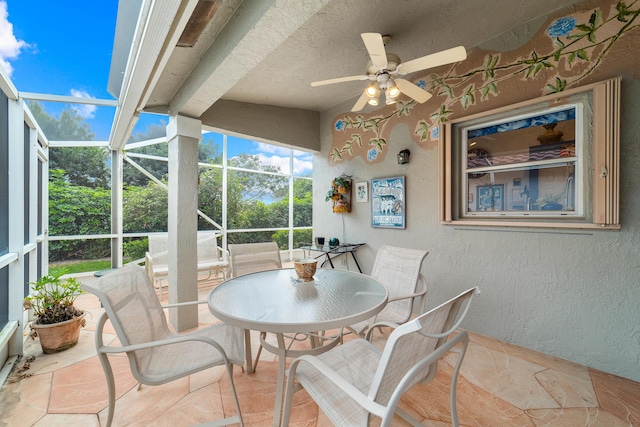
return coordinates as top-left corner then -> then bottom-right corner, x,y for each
282,287 -> 479,427
83,264 -> 244,427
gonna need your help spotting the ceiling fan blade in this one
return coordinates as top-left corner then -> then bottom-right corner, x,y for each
395,78 -> 432,103
397,46 -> 467,75
361,33 -> 388,70
351,90 -> 370,112
311,75 -> 368,87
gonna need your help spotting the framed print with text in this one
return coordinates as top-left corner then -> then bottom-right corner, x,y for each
371,176 -> 405,228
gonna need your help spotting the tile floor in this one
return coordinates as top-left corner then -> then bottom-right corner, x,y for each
1,275 -> 639,427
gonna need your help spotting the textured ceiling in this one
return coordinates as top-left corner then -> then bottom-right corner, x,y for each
137,0 -> 584,117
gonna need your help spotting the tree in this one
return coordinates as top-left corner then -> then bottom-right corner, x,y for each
124,122 -> 220,186
198,167 -> 223,230
229,154 -> 288,201
48,170 -> 111,260
123,183 -> 169,233
28,101 -> 109,188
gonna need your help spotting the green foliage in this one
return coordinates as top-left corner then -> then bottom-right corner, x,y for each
48,170 -> 111,261
24,268 -> 84,324
28,101 -> 109,188
325,175 -> 351,202
41,107 -> 313,262
123,238 -> 148,260
272,229 -> 313,250
198,167 -> 223,229
123,183 -> 168,233
229,154 -> 288,200
50,146 -> 110,188
124,122 -> 220,186
227,231 -> 278,245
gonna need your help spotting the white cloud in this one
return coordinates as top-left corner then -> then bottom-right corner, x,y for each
0,1 -> 29,77
258,153 -> 313,175
258,154 -> 290,173
292,157 -> 313,175
70,89 -> 97,119
255,142 -> 314,174
255,142 -> 292,156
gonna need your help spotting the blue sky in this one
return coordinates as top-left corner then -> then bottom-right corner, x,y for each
0,0 -> 312,174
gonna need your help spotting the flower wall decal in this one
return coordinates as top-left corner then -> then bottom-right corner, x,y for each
327,0 -> 639,164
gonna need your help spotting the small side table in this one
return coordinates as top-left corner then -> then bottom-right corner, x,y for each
300,243 -> 365,273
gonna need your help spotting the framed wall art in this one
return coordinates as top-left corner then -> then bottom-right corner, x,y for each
355,181 -> 368,202
371,176 -> 405,229
477,184 -> 504,211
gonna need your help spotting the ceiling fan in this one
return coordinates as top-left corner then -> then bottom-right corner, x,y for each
311,33 -> 467,112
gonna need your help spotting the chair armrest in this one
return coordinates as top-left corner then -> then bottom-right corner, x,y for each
98,333 -> 231,358
145,252 -> 153,278
387,291 -> 424,303
387,274 -> 428,322
217,246 -> 230,261
288,352 -> 387,418
364,320 -> 401,341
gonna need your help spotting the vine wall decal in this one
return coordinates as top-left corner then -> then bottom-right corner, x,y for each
328,0 -> 640,164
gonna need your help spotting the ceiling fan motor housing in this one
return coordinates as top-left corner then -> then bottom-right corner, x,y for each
366,53 -> 401,75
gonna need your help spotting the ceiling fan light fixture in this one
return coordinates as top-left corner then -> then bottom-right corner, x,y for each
387,82 -> 400,98
368,97 -> 379,106
366,84 -> 379,97
385,96 -> 396,105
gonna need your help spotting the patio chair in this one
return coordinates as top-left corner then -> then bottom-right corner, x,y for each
282,287 -> 479,427
146,231 -> 230,298
82,263 -> 244,427
228,241 -> 284,372
346,245 -> 429,337
228,241 -> 282,277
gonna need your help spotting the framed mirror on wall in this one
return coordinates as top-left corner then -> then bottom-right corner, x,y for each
440,77 -> 620,230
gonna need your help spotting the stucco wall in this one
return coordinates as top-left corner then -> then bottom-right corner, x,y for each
312,1 -> 640,381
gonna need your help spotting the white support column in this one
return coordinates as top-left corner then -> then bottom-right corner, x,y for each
7,97 -> 24,356
167,115 -> 200,330
111,150 -> 123,267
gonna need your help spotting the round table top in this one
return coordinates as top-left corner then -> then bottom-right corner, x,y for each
208,268 -> 388,334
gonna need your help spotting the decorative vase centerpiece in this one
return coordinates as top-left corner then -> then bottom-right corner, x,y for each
293,259 -> 318,282
326,174 -> 352,213
537,123 -> 563,145
23,268 -> 86,354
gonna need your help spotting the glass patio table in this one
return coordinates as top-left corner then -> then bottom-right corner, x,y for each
208,268 -> 387,427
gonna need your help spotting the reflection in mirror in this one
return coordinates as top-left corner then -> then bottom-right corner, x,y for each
463,106 -> 578,216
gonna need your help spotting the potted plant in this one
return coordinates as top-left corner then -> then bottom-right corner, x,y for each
325,175 -> 352,213
23,268 -> 86,354
536,192 -> 564,210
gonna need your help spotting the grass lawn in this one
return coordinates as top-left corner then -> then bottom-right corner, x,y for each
49,259 -> 132,275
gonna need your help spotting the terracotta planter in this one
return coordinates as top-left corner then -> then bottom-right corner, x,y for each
31,313 -> 85,354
